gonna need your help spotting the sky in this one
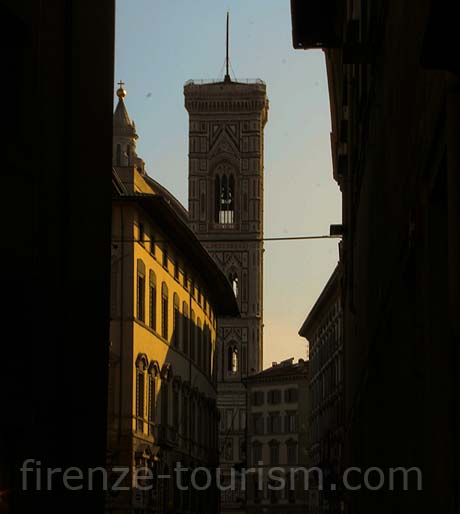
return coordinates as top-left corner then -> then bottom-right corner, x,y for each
115,0 -> 342,369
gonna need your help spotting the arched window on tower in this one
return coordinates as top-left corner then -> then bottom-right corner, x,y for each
227,345 -> 239,374
229,272 -> 239,298
127,144 -> 131,166
215,168 -> 235,225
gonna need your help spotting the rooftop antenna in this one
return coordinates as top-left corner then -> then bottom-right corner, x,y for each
225,12 -> 231,82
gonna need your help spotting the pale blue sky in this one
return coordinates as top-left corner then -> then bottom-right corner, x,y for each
115,0 -> 341,368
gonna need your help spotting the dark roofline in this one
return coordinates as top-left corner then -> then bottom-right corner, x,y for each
244,360 -> 309,384
113,193 -> 239,317
298,264 -> 341,338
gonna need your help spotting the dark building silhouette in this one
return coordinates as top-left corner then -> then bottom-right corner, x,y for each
0,1 -> 115,513
299,265 -> 344,514
291,1 -> 460,513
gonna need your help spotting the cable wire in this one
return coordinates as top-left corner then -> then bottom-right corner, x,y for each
111,235 -> 341,245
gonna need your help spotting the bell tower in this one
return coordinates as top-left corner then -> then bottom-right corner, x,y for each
184,14 -> 268,513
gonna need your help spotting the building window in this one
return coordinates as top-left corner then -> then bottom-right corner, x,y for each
285,388 -> 298,403
161,283 -> 169,340
229,272 -> 239,298
252,442 -> 262,464
148,372 -> 156,434
150,233 -> 156,256
252,391 -> 265,406
191,311 -> 196,362
285,411 -> 297,433
267,390 -> 281,405
149,271 -> 157,331
182,302 -> 189,356
268,412 -> 281,434
287,441 -> 298,465
269,442 -> 280,465
252,414 -> 264,435
137,260 -> 146,322
215,169 -> 235,225
228,345 -> 239,374
225,439 -> 234,461
136,359 -> 147,433
173,293 -> 180,348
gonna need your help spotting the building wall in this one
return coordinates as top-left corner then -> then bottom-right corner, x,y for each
246,360 -> 309,514
318,1 -> 460,513
0,1 -> 114,513
109,164 -> 223,513
299,267 -> 343,514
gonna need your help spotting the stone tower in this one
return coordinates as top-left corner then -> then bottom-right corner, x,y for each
184,58 -> 268,512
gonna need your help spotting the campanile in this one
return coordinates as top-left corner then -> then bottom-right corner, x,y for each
184,21 -> 268,511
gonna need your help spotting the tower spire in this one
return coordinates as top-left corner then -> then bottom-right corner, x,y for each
225,12 -> 231,82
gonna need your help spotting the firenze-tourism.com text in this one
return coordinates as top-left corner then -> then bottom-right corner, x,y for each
20,460 -> 423,493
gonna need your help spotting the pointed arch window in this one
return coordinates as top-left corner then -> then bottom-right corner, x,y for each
149,270 -> 157,330
229,272 -> 239,298
214,166 -> 235,225
148,364 -> 158,434
228,345 -> 239,374
135,356 -> 148,433
191,310 -> 196,362
182,302 -> 189,356
127,144 -> 131,166
173,293 -> 180,348
136,259 -> 146,322
161,282 -> 169,340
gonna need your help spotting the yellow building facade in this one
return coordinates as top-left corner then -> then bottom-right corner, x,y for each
107,85 -> 238,514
